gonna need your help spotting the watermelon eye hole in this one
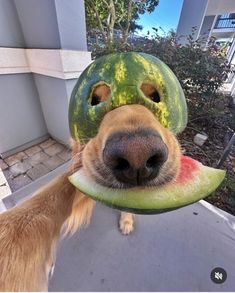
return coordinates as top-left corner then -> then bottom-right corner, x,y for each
90,84 -> 111,106
141,83 -> 161,103
91,94 -> 100,106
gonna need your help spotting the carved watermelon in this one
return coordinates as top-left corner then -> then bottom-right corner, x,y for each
69,52 -> 187,143
68,52 -> 225,214
69,156 -> 225,214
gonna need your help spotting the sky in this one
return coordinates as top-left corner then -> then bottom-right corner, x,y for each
137,0 -> 184,37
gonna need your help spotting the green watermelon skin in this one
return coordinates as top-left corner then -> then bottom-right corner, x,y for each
69,52 -> 187,143
68,156 -> 225,215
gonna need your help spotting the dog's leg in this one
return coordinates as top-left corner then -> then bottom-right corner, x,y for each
64,190 -> 96,235
119,212 -> 135,235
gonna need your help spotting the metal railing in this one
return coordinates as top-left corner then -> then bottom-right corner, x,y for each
214,17 -> 235,29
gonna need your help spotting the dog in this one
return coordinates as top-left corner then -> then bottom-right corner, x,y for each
0,83 -> 181,291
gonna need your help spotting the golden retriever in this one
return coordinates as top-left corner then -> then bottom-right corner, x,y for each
0,84 -> 181,291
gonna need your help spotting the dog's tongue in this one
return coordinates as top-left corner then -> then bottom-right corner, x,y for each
68,156 -> 225,214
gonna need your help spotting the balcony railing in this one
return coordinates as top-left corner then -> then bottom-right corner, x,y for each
214,17 -> 235,29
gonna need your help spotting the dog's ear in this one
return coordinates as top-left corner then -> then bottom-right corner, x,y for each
69,138 -> 85,173
70,138 -> 82,157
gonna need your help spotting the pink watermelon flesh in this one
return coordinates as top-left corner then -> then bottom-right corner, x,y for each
68,156 -> 226,214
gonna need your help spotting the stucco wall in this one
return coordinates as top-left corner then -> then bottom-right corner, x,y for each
33,74 -> 74,145
55,0 -> 88,50
0,0 -> 25,47
176,0 -> 209,43
0,74 -> 48,155
0,0 -> 90,156
199,15 -> 216,41
206,0 -> 235,15
13,0 -> 61,49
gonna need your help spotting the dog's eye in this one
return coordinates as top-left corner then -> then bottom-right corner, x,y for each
90,84 -> 111,106
141,83 -> 161,103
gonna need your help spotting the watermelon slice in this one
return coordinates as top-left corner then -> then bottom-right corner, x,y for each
68,156 -> 225,214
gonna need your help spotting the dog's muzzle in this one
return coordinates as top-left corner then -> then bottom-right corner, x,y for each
103,128 -> 168,186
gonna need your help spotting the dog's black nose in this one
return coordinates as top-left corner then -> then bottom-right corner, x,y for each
103,129 -> 168,186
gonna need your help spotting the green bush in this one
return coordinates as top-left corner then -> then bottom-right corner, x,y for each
91,41 -> 142,59
143,29 -> 230,96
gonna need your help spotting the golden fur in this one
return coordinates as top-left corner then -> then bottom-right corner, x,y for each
0,96 -> 181,290
0,145 -> 94,291
82,105 -> 181,189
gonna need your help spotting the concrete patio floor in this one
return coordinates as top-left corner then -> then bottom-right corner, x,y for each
1,162 -> 235,291
49,201 -> 235,292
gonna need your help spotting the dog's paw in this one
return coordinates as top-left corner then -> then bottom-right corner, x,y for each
119,212 -> 134,235
119,220 -> 134,235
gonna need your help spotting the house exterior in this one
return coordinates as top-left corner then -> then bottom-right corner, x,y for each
176,0 -> 235,96
0,0 -> 91,158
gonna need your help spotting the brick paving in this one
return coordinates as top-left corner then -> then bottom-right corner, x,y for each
25,151 -> 50,166
0,159 -> 8,171
43,156 -> 64,171
24,145 -> 41,157
44,144 -> 65,156
7,175 -> 33,192
57,148 -> 71,161
9,161 -> 31,176
0,138 -> 71,196
0,170 -> 12,200
27,163 -> 50,181
4,151 -> 27,166
39,138 -> 55,149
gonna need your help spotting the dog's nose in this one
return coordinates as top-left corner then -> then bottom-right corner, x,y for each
103,129 -> 168,186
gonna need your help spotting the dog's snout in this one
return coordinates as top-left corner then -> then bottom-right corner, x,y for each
103,129 -> 168,186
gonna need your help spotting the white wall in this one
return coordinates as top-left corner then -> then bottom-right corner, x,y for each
14,0 -> 61,48
206,0 -> 235,15
0,0 -> 91,156
176,0 -> 209,43
199,15 -> 216,42
0,74 -> 48,155
0,0 -> 25,47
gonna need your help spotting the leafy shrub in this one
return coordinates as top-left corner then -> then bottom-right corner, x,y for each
143,29 -> 230,97
91,40 -> 143,59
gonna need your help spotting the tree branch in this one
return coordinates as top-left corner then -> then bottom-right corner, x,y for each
86,0 -> 107,41
106,0 -> 116,43
122,0 -> 133,43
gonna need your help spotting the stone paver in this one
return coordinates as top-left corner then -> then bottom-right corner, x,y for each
2,169 -> 14,180
0,200 -> 7,212
25,151 -> 50,166
2,138 -> 70,193
40,138 -> 56,149
44,143 -> 65,156
8,175 -> 32,192
25,145 -> 42,157
43,156 -> 64,171
0,159 -> 8,171
4,151 -> 27,166
9,161 -> 32,177
0,171 -> 7,186
27,163 -> 50,181
57,149 -> 71,161
0,184 -> 11,200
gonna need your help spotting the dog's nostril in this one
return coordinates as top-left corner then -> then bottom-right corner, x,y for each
114,158 -> 130,171
146,151 -> 167,169
146,154 -> 159,169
